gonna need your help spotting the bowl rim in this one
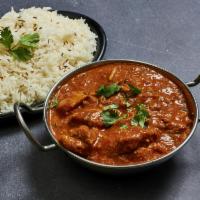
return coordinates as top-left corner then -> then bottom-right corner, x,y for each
44,59 -> 199,169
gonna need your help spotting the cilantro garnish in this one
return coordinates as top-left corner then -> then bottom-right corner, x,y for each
101,109 -> 127,127
101,110 -> 120,127
0,27 -> 13,48
103,104 -> 119,111
19,33 -> 39,48
96,83 -> 121,98
11,47 -> 32,61
0,27 -> 39,61
50,97 -> 59,109
120,124 -> 128,129
131,104 -> 149,128
128,84 -> 141,96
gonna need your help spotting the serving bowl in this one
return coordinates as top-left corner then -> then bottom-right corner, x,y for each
14,60 -> 200,174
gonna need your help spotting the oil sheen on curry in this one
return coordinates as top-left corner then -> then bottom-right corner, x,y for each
48,62 -> 192,165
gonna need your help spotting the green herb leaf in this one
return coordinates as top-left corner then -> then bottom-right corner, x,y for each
103,104 -> 119,111
131,104 -> 149,128
50,97 -> 59,109
101,110 -> 120,127
11,47 -> 32,61
19,33 -> 39,48
120,124 -> 128,129
0,27 -> 13,48
128,84 -> 141,96
121,113 -> 128,120
96,83 -> 121,98
101,109 -> 128,127
0,28 -> 40,62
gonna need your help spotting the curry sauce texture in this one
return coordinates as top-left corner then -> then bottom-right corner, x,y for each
48,62 -> 192,165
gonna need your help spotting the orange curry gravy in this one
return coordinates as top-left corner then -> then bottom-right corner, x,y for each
48,62 -> 192,165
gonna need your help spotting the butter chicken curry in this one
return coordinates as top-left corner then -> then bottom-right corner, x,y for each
48,62 -> 192,165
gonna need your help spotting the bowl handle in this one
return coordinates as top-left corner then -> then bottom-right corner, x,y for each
186,75 -> 200,87
186,75 -> 200,122
14,103 -> 57,151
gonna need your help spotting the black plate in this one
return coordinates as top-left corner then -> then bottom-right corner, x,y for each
0,10 -> 107,119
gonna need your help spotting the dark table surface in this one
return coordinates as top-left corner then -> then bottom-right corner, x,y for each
0,0 -> 200,199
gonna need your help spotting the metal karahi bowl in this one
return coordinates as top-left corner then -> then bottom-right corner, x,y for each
14,60 -> 200,174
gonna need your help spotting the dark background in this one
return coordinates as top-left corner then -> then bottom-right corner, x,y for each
0,0 -> 200,199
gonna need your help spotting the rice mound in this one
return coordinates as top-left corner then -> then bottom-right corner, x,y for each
0,7 -> 97,113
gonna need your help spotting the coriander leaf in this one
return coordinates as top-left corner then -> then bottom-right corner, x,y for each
121,113 -> 128,119
101,109 -> 128,127
131,115 -> 146,128
103,104 -> 119,111
131,104 -> 149,128
128,84 -> 141,96
101,110 -> 120,127
11,47 -> 32,61
131,118 -> 138,126
0,27 -> 13,48
120,124 -> 128,129
0,28 -> 39,62
136,104 -> 149,116
19,33 -> 39,48
50,97 -> 59,109
96,83 -> 121,98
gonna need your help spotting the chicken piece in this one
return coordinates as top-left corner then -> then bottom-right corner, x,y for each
59,135 -> 89,156
116,128 -> 159,154
69,108 -> 103,128
69,125 -> 98,145
57,91 -> 87,112
99,93 -> 126,108
116,134 -> 141,154
134,142 -> 170,162
82,95 -> 98,106
134,147 -> 159,162
148,142 -> 170,154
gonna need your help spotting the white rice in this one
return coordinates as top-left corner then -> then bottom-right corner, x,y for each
0,7 -> 97,113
